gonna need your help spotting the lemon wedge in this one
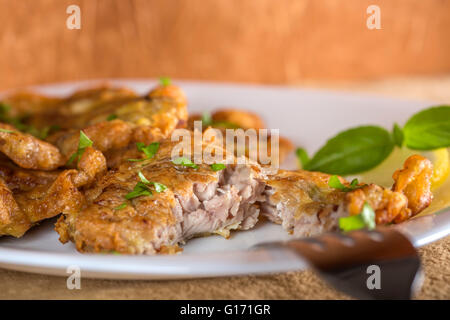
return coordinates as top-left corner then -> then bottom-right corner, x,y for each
424,148 -> 450,190
355,147 -> 449,189
353,147 -> 450,217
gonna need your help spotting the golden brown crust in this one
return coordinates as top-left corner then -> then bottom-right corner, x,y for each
265,155 -> 434,235
0,123 -> 64,170
392,154 -> 433,216
0,178 -> 31,237
55,140 -> 222,254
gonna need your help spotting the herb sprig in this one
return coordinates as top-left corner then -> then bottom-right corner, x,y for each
296,105 -> 450,175
171,157 -> 199,169
328,175 -> 365,192
128,142 -> 160,162
339,202 -> 376,232
159,77 -> 171,86
0,102 -> 60,139
123,171 -> 167,201
210,163 -> 226,171
66,131 -> 93,166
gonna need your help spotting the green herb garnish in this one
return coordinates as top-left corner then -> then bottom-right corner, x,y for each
171,157 -> 199,169
339,202 -> 376,232
392,123 -> 404,148
402,106 -> 450,150
295,147 -> 310,169
328,175 -> 364,192
0,102 -> 11,114
66,131 -> 93,165
150,181 -> 167,193
304,126 -> 394,175
125,182 -> 152,200
114,202 -> 127,210
301,106 -> 450,175
124,171 -> 167,200
127,142 -> 160,162
0,128 -> 16,133
0,103 -> 60,139
159,77 -> 171,86
107,114 -> 118,121
210,163 -> 226,171
201,112 -> 213,126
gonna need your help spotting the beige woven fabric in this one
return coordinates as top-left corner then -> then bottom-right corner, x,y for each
0,77 -> 449,299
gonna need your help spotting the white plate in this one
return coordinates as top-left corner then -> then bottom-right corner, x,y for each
0,79 -> 448,279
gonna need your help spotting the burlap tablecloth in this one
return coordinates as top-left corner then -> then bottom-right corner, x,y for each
1,77 -> 449,299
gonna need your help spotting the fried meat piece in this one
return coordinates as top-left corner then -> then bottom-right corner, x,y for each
3,86 -> 137,130
0,123 -> 64,170
261,170 -> 347,237
46,84 -> 187,163
261,155 -> 433,237
0,147 -> 106,237
55,140 -> 267,254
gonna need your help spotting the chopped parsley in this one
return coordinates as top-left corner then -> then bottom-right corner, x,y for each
210,163 -> 226,171
0,128 -> 16,133
66,131 -> 93,165
171,157 -> 199,169
159,77 -> 171,86
328,175 -> 364,192
106,114 -> 118,121
114,202 -> 127,210
124,171 -> 167,200
339,202 -> 376,232
0,102 -> 60,139
127,142 -> 159,162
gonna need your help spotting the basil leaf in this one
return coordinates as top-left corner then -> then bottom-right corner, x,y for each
210,163 -> 226,172
392,123 -> 404,147
403,105 -> 450,150
159,77 -> 171,86
172,157 -> 199,169
304,126 -> 394,175
339,202 -> 376,232
295,147 -> 310,168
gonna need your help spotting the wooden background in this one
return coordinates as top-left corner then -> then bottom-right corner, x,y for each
0,0 -> 449,90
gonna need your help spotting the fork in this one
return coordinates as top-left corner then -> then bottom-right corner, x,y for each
255,227 -> 422,299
